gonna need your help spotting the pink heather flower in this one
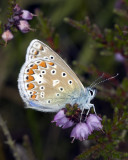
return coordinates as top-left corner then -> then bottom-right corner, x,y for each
115,53 -> 125,62
13,15 -> 20,21
2,30 -> 14,43
14,4 -> 21,12
115,0 -> 123,9
86,114 -> 102,132
52,109 -> 74,129
21,10 -> 36,20
18,20 -> 31,33
70,123 -> 91,142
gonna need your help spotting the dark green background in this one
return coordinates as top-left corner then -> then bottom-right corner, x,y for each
0,0 -> 126,160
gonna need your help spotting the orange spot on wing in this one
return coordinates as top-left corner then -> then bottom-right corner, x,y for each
32,64 -> 38,69
27,69 -> 34,75
27,83 -> 34,90
48,62 -> 54,66
31,91 -> 37,100
27,64 -> 37,76
31,94 -> 36,99
34,50 -> 39,55
39,61 -> 47,68
26,76 -> 34,82
33,91 -> 37,94
39,46 -> 43,50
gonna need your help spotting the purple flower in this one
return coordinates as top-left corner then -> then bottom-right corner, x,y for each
13,4 -> 21,12
2,4 -> 36,42
70,123 -> 91,142
86,114 -> 102,132
17,20 -> 31,33
115,0 -> 124,9
52,109 -> 74,129
2,30 -> 14,43
21,10 -> 36,20
115,53 -> 125,62
13,15 -> 20,21
51,104 -> 103,142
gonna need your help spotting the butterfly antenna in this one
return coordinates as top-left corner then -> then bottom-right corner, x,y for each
91,73 -> 119,88
90,73 -> 104,88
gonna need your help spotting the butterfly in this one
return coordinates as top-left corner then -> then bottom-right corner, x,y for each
18,39 -> 96,114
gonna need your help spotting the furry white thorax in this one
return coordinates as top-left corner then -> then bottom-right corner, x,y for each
76,87 -> 97,115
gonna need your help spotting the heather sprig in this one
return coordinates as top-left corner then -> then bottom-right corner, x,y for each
0,0 -> 128,160
52,104 -> 103,143
1,4 -> 36,44
64,16 -> 128,59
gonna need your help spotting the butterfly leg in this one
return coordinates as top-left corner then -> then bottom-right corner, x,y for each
80,107 -> 84,122
89,104 -> 97,115
86,108 -> 90,116
84,108 -> 90,121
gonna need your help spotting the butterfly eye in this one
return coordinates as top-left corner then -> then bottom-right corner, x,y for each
51,69 -> 56,75
61,72 -> 67,77
89,90 -> 93,96
49,55 -> 54,60
68,80 -> 72,85
42,70 -> 46,74
59,87 -> 64,92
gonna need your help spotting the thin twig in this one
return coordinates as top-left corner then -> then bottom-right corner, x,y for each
0,114 -> 21,160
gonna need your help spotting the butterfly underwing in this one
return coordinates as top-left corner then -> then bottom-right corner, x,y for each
18,39 -> 96,113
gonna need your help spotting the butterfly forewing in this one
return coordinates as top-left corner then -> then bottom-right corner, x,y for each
18,57 -> 84,112
26,39 -> 84,91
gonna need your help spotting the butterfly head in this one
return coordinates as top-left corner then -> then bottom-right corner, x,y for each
77,87 -> 96,107
75,87 -> 97,114
86,87 -> 97,101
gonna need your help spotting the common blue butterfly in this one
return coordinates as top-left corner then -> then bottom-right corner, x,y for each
18,39 -> 97,114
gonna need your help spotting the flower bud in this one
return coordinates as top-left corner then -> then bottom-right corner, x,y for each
2,30 -> 14,43
13,4 -> 21,13
13,15 -> 20,21
52,109 -> 74,129
18,20 -> 30,33
21,10 -> 36,20
86,114 -> 103,132
70,123 -> 91,142
115,53 -> 125,62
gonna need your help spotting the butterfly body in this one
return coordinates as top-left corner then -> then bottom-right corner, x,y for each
18,39 -> 96,114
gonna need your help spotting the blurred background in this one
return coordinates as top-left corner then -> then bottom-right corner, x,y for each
0,0 -> 127,160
